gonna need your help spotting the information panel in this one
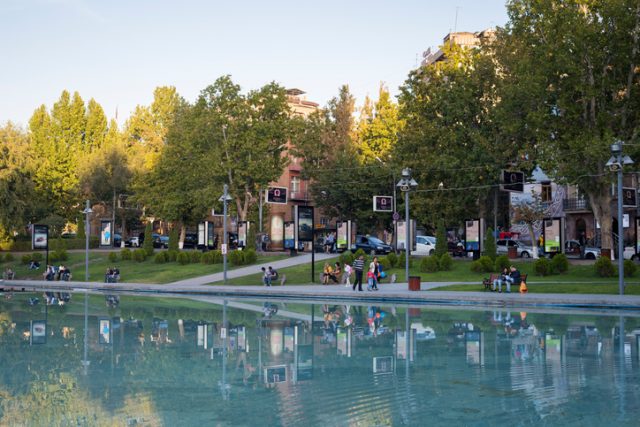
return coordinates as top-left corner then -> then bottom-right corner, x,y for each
373,196 -> 393,212
266,187 -> 288,204
336,221 -> 348,250
32,224 -> 48,250
543,218 -> 562,254
100,220 -> 113,247
284,221 -> 295,249
465,220 -> 480,251
296,206 -> 314,242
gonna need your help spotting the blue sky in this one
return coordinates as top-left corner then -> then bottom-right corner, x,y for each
0,0 -> 508,127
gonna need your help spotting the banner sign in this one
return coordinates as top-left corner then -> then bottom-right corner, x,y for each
500,170 -> 524,192
238,221 -> 248,248
100,220 -> 113,247
32,224 -> 48,250
623,187 -> 637,207
266,187 -> 288,204
284,221 -> 295,249
296,206 -> 314,242
373,196 -> 393,212
543,218 -> 562,254
337,221 -> 348,250
465,220 -> 480,251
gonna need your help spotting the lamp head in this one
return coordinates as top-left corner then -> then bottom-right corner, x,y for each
401,168 -> 411,179
610,142 -> 622,155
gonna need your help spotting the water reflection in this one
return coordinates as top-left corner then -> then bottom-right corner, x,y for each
0,291 -> 639,425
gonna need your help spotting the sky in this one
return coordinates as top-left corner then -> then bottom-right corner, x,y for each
0,0 -> 509,127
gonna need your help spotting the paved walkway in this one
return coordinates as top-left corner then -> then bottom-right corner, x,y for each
170,252 -> 336,286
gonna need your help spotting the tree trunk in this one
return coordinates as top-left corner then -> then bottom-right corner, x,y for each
527,223 -> 538,259
179,223 -> 186,250
120,208 -> 126,248
589,190 -> 613,255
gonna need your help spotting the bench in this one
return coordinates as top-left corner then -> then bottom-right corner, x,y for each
482,273 -> 528,291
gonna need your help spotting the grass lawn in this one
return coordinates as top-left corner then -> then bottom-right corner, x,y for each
1,250 -> 288,284
224,256 -> 640,293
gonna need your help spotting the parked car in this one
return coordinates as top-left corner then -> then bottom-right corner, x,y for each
563,240 -> 600,260
61,232 -> 77,239
624,246 -> 637,261
414,236 -> 436,256
182,233 -> 198,249
496,239 -> 535,258
352,235 -> 392,255
411,322 -> 437,341
113,233 -> 122,247
153,235 -> 169,249
126,236 -> 140,247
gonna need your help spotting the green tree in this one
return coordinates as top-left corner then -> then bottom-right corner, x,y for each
143,222 -> 154,256
356,84 -> 403,162
483,227 -> 497,261
493,0 -> 640,252
0,123 -> 35,239
435,219 -> 447,257
512,190 -> 546,259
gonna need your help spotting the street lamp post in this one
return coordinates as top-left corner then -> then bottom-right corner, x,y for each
219,185 -> 233,285
397,168 -> 418,282
606,141 -> 634,295
82,200 -> 93,282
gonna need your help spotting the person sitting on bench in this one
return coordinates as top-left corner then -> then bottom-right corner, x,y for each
492,267 -> 509,293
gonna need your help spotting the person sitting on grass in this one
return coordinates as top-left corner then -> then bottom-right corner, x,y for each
261,267 -> 272,287
28,260 -> 40,270
322,262 -> 333,285
331,262 -> 341,284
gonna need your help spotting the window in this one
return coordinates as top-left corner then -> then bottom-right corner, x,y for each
541,182 -> 552,202
291,176 -> 300,193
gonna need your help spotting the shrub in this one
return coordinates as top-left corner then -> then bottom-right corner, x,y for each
189,250 -> 202,263
229,250 -> 244,266
438,253 -> 453,271
168,227 -> 179,252
420,256 -> 439,273
244,248 -> 257,264
211,250 -> 222,264
108,251 -> 118,263
201,252 -> 214,264
594,257 -> 615,277
483,227 -> 497,260
470,260 -> 484,273
535,258 -> 552,276
143,223 -> 154,256
21,254 -> 31,264
378,256 -> 392,271
32,253 -> 44,262
398,252 -> 413,268
0,253 -> 3,263
550,253 -> 569,273
495,254 -> 510,272
167,250 -> 178,262
339,251 -> 355,267
177,251 -> 190,265
120,248 -> 132,260
133,249 -> 147,262
386,251 -> 398,267
354,249 -> 367,260
5,253 -> 14,262
624,259 -> 637,277
50,250 -> 68,263
155,252 -> 168,263
478,255 -> 495,273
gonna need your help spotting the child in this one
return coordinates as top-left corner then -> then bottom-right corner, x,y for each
261,267 -> 271,287
343,263 -> 353,287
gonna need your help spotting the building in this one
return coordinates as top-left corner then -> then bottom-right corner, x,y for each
265,89 -> 320,250
421,29 -> 495,67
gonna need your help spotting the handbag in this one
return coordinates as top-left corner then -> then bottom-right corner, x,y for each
519,281 -> 528,294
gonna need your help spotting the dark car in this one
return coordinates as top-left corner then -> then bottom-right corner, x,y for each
113,233 -> 122,247
182,233 -> 199,249
153,235 -> 169,249
352,235 -> 392,255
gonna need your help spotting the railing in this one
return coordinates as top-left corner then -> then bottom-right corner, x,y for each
563,198 -> 590,211
290,189 -> 310,201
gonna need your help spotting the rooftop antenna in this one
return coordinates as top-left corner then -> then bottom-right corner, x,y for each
450,6 -> 460,48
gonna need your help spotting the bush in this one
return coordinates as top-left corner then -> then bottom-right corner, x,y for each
32,252 -> 44,262
143,222 -> 154,256
478,255 -> 495,273
495,255 -> 510,272
244,248 -> 257,264
211,250 -> 222,264
121,248 -> 132,260
21,254 -> 31,265
386,251 -> 398,267
155,252 -> 168,263
50,249 -> 69,263
201,252 -> 214,264
435,219 -> 448,257
470,260 -> 484,273
483,227 -> 497,261
167,250 -> 178,262
594,257 -> 615,277
378,256 -> 391,271
624,259 -> 636,277
340,251 -> 356,267
133,249 -> 147,262
229,250 -> 244,266
168,227 -> 179,252
108,251 -> 118,263
4,253 -> 14,262
550,253 -> 569,273
0,253 -> 3,263
177,251 -> 190,265
438,253 -> 453,271
535,258 -> 552,276
420,256 -> 439,273
398,252 -> 413,268
189,250 -> 202,263
354,248 -> 367,260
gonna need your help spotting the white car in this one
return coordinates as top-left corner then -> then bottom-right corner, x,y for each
624,246 -> 637,261
496,239 -> 535,258
414,236 -> 436,256
411,322 -> 436,340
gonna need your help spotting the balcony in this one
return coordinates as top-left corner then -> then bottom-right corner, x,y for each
290,189 -> 310,201
563,198 -> 590,212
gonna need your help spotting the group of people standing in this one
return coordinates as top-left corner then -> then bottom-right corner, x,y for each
44,265 -> 71,281
351,255 -> 384,292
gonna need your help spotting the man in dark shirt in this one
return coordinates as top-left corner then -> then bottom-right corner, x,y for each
506,266 -> 521,293
352,255 -> 365,291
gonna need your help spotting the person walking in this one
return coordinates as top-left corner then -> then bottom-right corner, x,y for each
352,255 -> 365,291
368,256 -> 380,291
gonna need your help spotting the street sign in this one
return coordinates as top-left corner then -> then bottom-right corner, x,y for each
221,244 -> 228,255
266,187 -> 288,204
500,170 -> 524,192
392,212 -> 400,221
220,327 -> 227,339
373,196 -> 394,212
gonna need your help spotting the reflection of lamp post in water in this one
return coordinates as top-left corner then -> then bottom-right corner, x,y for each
82,292 -> 90,375
83,200 -> 93,282
219,299 -> 230,400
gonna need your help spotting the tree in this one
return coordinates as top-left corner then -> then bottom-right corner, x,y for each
356,84 -> 403,162
511,191 -> 546,259
435,219 -> 448,257
493,0 -> 640,253
483,227 -> 497,260
0,122 -> 34,239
